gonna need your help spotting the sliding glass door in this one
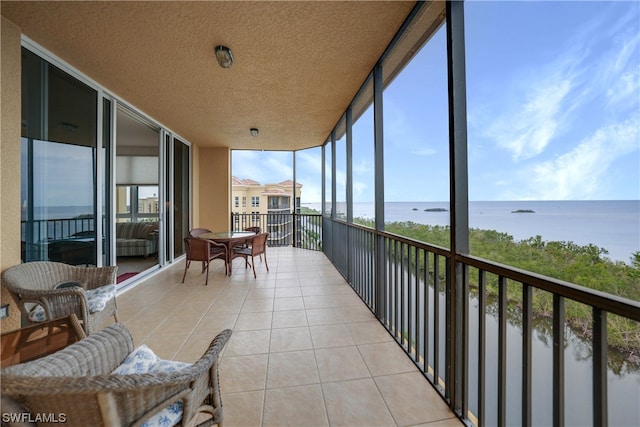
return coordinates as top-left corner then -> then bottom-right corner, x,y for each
21,43 -> 190,281
114,107 -> 161,277
21,48 -> 100,266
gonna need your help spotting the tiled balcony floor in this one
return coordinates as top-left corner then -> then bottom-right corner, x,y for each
116,247 -> 462,427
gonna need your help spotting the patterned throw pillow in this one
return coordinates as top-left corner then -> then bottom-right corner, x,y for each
27,284 -> 116,323
111,345 -> 159,375
86,285 -> 116,313
112,345 -> 192,427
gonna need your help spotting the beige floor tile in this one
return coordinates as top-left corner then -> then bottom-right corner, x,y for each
174,333 -> 217,362
193,313 -> 238,335
221,390 -> 264,427
322,378 -> 395,427
315,346 -> 370,383
263,385 -> 328,427
301,285 -> 353,296
113,247 -> 458,427
274,287 -> 302,298
235,311 -> 273,331
303,295 -> 341,309
358,341 -> 418,377
412,418 -> 464,427
297,276 -> 327,287
273,296 -> 305,311
220,354 -> 269,393
310,324 -> 355,349
140,332 -> 189,360
271,309 -> 308,329
241,298 -> 274,313
274,279 -> 300,288
376,372 -> 456,426
225,330 -> 271,356
305,307 -> 344,326
347,320 -> 394,344
339,305 -> 376,323
274,272 -> 299,281
246,288 -> 276,300
266,350 -> 319,388
269,327 -> 313,353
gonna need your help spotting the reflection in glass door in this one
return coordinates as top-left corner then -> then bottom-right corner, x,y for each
114,107 -> 160,280
20,48 -> 99,266
173,137 -> 190,259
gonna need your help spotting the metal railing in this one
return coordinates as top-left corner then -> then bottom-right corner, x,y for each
231,212 -> 322,251
324,217 -> 640,427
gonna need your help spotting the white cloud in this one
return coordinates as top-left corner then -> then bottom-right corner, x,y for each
486,76 -> 572,162
411,148 -> 437,156
520,116 -> 639,200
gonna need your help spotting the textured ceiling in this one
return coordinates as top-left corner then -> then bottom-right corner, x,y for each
2,1 -> 419,151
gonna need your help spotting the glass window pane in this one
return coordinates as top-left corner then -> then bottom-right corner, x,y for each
335,116 -> 347,220
173,137 -> 190,258
352,78 -> 375,227
382,24 -> 450,246
465,1 -> 640,267
21,48 -> 98,265
324,140 -> 332,216
115,108 -> 160,274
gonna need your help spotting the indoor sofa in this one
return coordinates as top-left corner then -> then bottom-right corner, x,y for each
115,221 -> 158,258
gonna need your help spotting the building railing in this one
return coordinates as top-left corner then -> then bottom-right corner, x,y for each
24,212 -> 640,425
21,217 -> 97,262
324,217 -> 640,427
231,212 -> 322,251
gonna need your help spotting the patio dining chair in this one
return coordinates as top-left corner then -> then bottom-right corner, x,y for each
189,227 -> 212,238
232,232 -> 269,278
182,237 -> 227,285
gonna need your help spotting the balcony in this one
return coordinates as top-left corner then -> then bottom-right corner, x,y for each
116,246 -> 462,426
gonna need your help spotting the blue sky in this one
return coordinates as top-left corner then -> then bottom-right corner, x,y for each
233,1 -> 639,203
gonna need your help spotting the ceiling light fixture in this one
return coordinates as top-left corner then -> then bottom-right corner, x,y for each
250,128 -> 259,137
214,45 -> 233,68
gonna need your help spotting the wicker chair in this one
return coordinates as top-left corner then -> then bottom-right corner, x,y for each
1,261 -> 118,335
1,323 -> 232,427
232,232 -> 269,278
182,238 -> 228,285
188,228 -> 212,238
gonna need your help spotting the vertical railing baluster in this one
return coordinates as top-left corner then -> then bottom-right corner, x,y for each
408,246 -> 414,357
424,250 -> 431,379
523,284 -> 532,427
461,263 -> 469,421
478,269 -> 486,427
593,308 -> 608,427
498,276 -> 507,427
553,294 -> 565,427
434,253 -> 440,389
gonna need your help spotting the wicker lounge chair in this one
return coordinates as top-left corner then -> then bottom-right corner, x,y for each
1,323 -> 232,427
1,262 -> 118,335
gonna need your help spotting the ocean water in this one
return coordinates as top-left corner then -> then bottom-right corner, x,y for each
305,200 -> 640,263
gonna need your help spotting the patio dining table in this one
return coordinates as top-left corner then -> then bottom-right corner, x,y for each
199,231 -> 256,275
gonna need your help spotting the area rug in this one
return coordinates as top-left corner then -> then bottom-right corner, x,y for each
117,272 -> 139,284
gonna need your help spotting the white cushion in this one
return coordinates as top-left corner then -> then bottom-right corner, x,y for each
112,345 -> 192,427
111,345 -> 159,375
86,285 -> 116,313
27,284 -> 116,323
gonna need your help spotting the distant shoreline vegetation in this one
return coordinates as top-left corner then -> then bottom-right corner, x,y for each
374,219 -> 640,369
511,209 -> 535,213
300,206 -> 640,369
